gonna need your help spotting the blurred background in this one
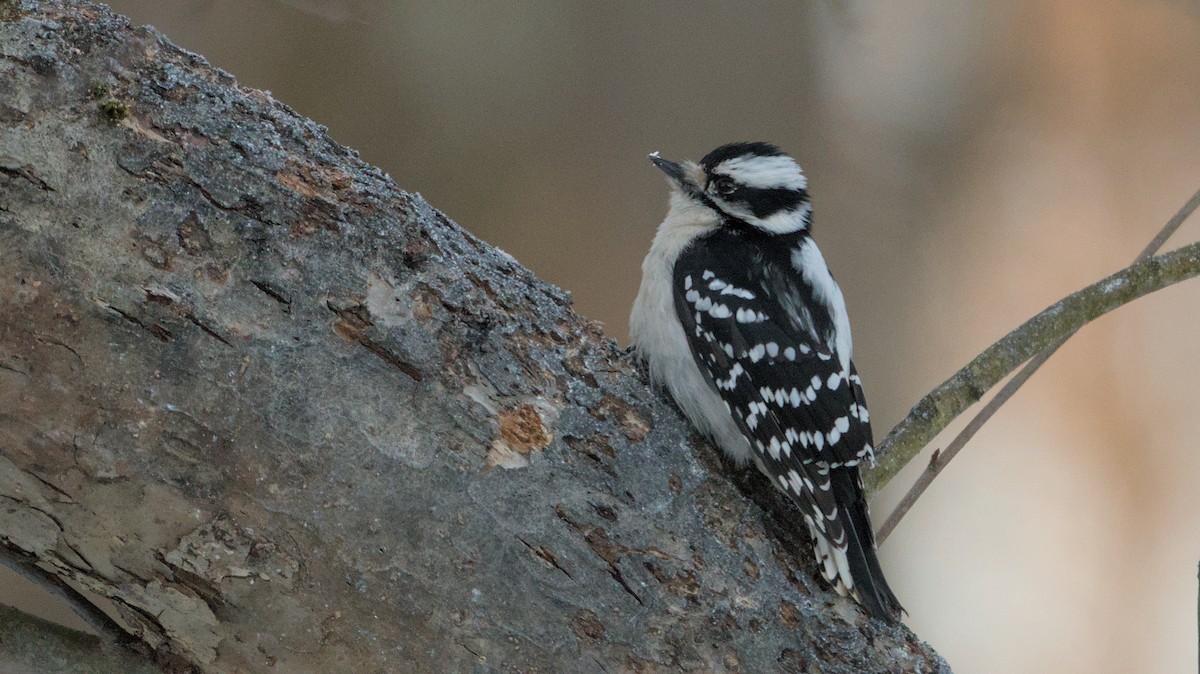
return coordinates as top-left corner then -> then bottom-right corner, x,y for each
6,1 -> 1200,671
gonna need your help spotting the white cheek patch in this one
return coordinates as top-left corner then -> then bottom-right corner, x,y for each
752,206 -> 808,234
711,195 -> 810,235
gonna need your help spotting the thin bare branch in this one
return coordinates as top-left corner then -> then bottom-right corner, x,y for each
866,212 -> 1200,504
1138,187 -> 1200,260
874,187 -> 1200,542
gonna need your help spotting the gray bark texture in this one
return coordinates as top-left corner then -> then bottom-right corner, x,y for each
0,2 -> 949,672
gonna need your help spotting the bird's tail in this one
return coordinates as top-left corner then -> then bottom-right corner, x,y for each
810,470 -> 903,622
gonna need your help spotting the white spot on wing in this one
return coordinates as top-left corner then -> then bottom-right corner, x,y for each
736,307 -> 765,323
787,469 -> 804,494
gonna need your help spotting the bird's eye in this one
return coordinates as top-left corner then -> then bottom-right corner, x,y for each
711,177 -> 737,196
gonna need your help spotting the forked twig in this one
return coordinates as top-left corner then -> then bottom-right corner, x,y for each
872,187 -> 1200,544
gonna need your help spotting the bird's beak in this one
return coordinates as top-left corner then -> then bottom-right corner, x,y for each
649,152 -> 686,186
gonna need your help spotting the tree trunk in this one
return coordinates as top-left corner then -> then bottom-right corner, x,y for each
0,2 -> 948,672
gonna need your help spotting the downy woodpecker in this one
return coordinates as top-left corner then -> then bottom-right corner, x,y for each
629,142 -> 902,622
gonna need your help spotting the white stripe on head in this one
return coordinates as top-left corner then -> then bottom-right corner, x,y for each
714,154 -> 807,190
718,200 -> 812,235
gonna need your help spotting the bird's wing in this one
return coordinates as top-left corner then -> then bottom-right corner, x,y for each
672,236 -> 900,620
671,240 -> 875,471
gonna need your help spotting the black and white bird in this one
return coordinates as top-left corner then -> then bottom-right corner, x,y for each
630,142 -> 902,622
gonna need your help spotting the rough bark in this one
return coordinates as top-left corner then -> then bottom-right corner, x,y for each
0,2 -> 948,672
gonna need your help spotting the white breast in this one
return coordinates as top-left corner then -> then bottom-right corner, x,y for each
629,193 -> 754,464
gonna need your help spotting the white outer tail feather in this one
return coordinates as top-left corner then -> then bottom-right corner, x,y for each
804,515 -> 855,596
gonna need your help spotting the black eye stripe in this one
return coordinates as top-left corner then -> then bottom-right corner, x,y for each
745,186 -> 807,218
710,181 -> 806,214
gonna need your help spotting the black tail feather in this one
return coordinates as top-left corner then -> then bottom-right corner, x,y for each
832,469 -> 903,622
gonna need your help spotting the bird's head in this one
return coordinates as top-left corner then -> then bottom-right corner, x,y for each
650,142 -> 812,235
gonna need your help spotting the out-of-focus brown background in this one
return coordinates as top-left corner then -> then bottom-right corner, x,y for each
6,1 -> 1199,671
